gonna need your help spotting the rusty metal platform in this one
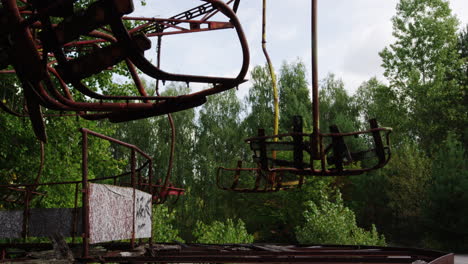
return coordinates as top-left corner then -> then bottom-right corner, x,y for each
0,243 -> 454,263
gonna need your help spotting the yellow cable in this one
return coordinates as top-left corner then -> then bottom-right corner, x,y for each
262,0 -> 279,150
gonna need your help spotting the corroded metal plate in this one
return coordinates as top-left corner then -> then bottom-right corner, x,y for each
89,184 -> 151,244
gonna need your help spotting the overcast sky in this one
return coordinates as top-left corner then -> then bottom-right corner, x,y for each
132,0 -> 468,96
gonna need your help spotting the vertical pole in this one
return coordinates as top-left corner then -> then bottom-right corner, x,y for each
22,190 -> 30,241
148,160 -> 153,246
131,149 -> 136,249
81,129 -> 89,258
311,0 -> 320,160
72,183 -> 79,244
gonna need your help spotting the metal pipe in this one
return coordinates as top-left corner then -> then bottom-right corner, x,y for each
81,129 -> 89,258
311,0 -> 320,160
261,0 -> 279,158
72,183 -> 79,244
131,149 -> 136,249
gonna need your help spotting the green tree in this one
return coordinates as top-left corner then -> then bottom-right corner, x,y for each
379,0 -> 463,150
295,191 -> 386,246
0,112 -> 122,209
193,218 -> 254,244
278,60 -> 312,132
319,74 -> 360,134
381,141 -> 432,244
354,78 -> 407,143
424,134 -> 468,251
152,205 -> 184,243
243,65 -> 275,136
192,89 -> 247,222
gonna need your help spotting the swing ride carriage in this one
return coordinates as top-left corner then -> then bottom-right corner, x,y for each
0,0 -> 454,262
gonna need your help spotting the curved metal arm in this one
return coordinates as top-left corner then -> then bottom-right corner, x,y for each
109,0 -> 250,94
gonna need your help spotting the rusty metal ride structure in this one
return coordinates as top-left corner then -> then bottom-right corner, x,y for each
217,0 -> 392,193
0,0 -> 249,142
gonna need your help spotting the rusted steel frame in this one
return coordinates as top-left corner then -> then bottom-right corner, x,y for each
49,60 -> 189,102
124,16 -> 226,24
26,3 -> 247,107
144,25 -> 233,38
59,22 -> 233,47
22,188 -> 31,239
218,159 -> 392,187
152,250 -> 432,258
321,127 -> 392,137
244,127 -> 392,142
37,14 -> 154,104
81,128 -> 152,161
81,129 -> 90,258
233,0 -> 241,13
311,0 -> 320,160
125,59 -> 148,102
131,149 -> 136,249
79,255 -> 424,263
45,31 -> 162,102
72,182 -> 79,244
148,160 -> 153,245
144,21 -> 233,36
146,20 -> 190,32
0,172 -> 132,188
41,2 -> 243,94
2,0 -> 47,141
30,141 -> 45,188
104,95 -> 207,123
42,74 -> 168,111
0,70 -> 16,73
49,36 -> 153,102
6,187 -> 45,196
109,0 -> 249,92
261,0 -> 280,163
168,1 -> 217,26
139,183 -> 185,193
1,78 -> 109,118
201,0 -> 235,21
17,0 -> 72,27
152,35 -> 176,205
126,17 -> 233,32
0,243 -> 450,264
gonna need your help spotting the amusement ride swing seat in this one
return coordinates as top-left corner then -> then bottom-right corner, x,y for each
216,0 -> 392,193
217,116 -> 392,192
0,0 -> 249,142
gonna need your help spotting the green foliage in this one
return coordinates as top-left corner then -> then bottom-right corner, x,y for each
354,78 -> 407,142
278,60 -> 312,131
296,192 -> 386,246
0,112 -> 121,209
382,141 -> 432,243
152,205 -> 184,243
243,65 -> 275,136
193,218 -> 254,244
319,74 -> 360,134
379,0 -> 463,150
380,0 -> 459,86
424,134 -> 468,250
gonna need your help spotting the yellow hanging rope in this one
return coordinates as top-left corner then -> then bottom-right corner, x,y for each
261,0 -> 279,152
